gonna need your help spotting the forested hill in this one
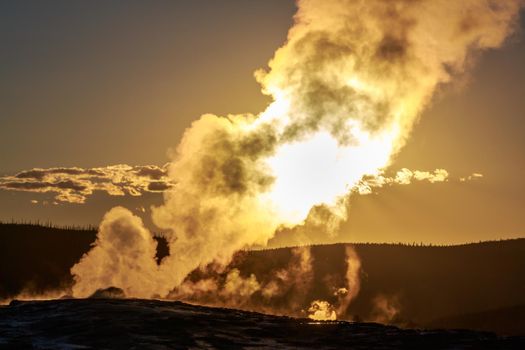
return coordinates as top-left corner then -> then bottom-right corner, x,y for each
1,223 -> 524,335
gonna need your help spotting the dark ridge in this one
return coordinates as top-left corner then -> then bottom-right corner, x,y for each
429,305 -> 525,337
0,219 -> 97,231
1,223 -> 524,336
0,223 -> 97,298
219,240 -> 525,329
255,238 -> 525,251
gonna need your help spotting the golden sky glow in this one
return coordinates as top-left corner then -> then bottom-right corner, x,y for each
1,0 -> 525,247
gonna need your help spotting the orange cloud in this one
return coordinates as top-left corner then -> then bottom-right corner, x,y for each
0,164 -> 172,203
356,168 -> 453,195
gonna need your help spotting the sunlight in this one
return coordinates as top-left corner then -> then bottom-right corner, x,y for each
263,123 -> 396,224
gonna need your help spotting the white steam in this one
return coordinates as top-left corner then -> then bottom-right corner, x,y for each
71,0 -> 523,300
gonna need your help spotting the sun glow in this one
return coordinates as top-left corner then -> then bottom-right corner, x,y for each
263,123 -> 396,224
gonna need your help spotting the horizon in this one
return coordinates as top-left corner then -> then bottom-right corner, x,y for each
2,220 -> 523,248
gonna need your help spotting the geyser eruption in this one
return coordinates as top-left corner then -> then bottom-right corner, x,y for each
71,207 -> 168,298
72,0 -> 523,300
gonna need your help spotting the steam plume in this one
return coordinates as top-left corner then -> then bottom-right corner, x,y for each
308,300 -> 337,321
306,246 -> 361,321
72,0 -> 523,298
72,207 -> 167,297
337,246 -> 361,318
168,247 -> 313,315
370,294 -> 401,324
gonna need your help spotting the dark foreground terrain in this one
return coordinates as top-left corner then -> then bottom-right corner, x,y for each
0,298 -> 524,350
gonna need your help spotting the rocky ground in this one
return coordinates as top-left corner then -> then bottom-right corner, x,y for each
0,298 -> 524,349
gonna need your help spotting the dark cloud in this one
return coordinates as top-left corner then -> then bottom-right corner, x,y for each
147,181 -> 172,192
134,165 -> 168,180
53,180 -> 87,191
1,181 -> 49,190
15,170 -> 47,180
2,179 -> 86,191
15,167 -> 105,180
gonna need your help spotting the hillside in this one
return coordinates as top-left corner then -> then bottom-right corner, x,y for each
216,241 -> 525,334
0,223 -> 96,298
1,223 -> 524,335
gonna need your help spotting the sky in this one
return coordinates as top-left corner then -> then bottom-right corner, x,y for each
1,0 -> 524,245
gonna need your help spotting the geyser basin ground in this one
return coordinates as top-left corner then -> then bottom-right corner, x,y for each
1,299 -> 523,349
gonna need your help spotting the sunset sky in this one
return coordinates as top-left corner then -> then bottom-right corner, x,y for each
1,0 -> 524,245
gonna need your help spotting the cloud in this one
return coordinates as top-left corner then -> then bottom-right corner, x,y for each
356,168 -> 453,195
0,164 -> 172,203
460,172 -> 484,182
355,168 -> 485,195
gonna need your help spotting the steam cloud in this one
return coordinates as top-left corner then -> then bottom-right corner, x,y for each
308,300 -> 337,321
168,247 -> 313,313
71,0 -> 523,303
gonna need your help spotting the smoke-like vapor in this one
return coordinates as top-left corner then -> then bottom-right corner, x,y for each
336,246 -> 361,318
308,300 -> 337,321
167,246 -> 313,315
262,247 -> 313,300
71,0 -> 523,299
370,294 -> 401,324
72,207 -> 167,298
306,246 -> 361,321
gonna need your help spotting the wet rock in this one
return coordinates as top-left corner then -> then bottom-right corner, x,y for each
0,299 -> 523,349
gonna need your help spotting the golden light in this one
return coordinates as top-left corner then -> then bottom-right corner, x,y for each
262,121 -> 397,225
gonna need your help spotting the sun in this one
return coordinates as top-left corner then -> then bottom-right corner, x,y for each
262,122 -> 397,225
